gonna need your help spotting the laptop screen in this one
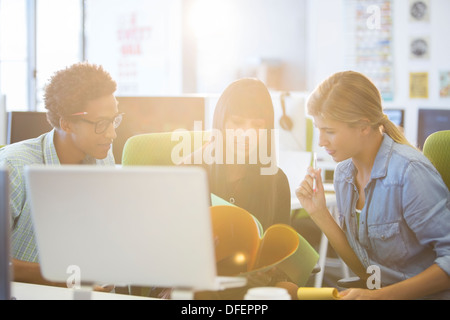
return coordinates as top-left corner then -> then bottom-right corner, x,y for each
25,166 -> 220,291
0,168 -> 11,300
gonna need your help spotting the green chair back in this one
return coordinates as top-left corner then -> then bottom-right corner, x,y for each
423,130 -> 450,191
122,131 -> 210,166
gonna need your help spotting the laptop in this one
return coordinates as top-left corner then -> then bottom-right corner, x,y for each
0,168 -> 11,300
25,165 -> 245,295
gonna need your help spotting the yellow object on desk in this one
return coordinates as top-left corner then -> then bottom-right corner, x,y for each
297,287 -> 341,300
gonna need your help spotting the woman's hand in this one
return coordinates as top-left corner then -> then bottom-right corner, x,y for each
339,288 -> 384,300
296,167 -> 370,282
295,167 -> 327,217
93,284 -> 115,293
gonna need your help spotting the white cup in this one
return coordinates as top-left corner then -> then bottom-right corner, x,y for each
244,287 -> 291,300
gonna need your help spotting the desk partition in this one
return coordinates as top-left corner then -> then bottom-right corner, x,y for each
114,96 -> 206,164
7,111 -> 52,144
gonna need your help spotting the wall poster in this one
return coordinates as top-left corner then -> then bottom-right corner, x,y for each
410,72 -> 429,99
440,71 -> 450,98
85,0 -> 182,96
344,0 -> 395,101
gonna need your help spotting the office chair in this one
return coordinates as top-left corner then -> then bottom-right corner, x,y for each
121,131 -> 209,166
338,130 -> 450,289
423,130 -> 450,190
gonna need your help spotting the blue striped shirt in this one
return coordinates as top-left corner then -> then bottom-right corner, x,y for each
0,129 -> 115,262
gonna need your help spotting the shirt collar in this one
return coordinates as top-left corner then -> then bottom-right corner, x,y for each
42,128 -> 99,165
371,133 -> 394,179
43,129 -> 60,165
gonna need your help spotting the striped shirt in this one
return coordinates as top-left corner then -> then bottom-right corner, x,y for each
0,129 -> 115,262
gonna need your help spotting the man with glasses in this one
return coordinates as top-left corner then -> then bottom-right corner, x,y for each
0,62 -> 121,288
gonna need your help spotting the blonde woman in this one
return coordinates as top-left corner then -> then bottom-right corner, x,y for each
296,71 -> 450,299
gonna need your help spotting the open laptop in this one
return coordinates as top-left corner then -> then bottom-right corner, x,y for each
0,168 -> 11,300
25,165 -> 245,297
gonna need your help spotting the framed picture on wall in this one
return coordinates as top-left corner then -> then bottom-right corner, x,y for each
410,37 -> 430,60
343,0 -> 395,102
409,0 -> 430,22
410,72 -> 429,99
440,71 -> 450,98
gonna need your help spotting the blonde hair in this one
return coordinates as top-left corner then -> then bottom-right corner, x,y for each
307,71 -> 412,146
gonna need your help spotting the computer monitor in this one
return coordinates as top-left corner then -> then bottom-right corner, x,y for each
114,96 -> 206,164
25,166 -> 245,295
384,108 -> 405,128
417,108 -> 450,150
7,112 -> 53,145
0,168 -> 11,300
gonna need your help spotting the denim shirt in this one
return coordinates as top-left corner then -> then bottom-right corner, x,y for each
334,134 -> 450,299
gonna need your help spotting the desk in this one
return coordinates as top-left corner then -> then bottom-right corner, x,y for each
11,282 -> 155,300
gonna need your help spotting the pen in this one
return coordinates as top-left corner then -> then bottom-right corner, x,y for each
313,152 -> 317,193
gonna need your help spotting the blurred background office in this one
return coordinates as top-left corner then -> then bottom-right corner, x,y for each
1,0 -> 449,152
1,0 -> 450,291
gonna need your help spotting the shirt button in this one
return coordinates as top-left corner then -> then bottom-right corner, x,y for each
229,197 -> 235,204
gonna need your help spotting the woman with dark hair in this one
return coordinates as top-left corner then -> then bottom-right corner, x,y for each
188,78 -> 291,230
179,78 -> 294,299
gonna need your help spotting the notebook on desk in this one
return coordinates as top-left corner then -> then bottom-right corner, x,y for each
25,165 -> 246,293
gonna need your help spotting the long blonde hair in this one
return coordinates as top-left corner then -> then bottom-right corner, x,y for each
307,71 -> 411,146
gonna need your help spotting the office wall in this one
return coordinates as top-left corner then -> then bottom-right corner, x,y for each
186,0 -> 307,93
86,0 -> 307,96
85,0 -> 183,96
307,0 -> 450,147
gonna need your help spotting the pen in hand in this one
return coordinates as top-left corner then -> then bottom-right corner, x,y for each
313,152 -> 317,193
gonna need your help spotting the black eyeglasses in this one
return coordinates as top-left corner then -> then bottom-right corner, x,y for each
69,112 -> 124,134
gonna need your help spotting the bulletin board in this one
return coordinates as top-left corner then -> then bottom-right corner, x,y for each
344,0 -> 395,101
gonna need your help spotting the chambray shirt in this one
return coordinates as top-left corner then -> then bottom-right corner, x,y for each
0,129 -> 115,263
334,134 -> 450,299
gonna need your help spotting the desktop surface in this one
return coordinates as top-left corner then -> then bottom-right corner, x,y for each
11,282 -> 154,300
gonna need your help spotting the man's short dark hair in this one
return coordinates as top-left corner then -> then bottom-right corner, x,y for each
44,62 -> 117,128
